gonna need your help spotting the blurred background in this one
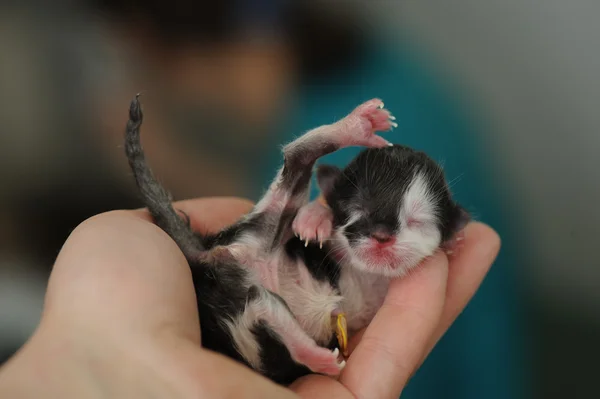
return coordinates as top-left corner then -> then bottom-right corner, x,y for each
1,1 -> 598,398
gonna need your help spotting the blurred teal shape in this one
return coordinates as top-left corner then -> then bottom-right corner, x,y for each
256,41 -> 529,398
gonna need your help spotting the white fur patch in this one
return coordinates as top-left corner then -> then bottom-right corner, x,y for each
223,311 -> 263,371
227,234 -> 280,293
337,209 -> 364,237
278,257 -> 343,345
395,171 -> 442,270
399,171 -> 440,226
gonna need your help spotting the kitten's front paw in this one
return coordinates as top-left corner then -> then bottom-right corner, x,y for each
292,200 -> 333,248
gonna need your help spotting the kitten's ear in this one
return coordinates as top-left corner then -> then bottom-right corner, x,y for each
452,203 -> 471,233
316,164 -> 342,196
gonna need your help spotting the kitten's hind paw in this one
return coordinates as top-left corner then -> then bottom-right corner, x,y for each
338,98 -> 398,148
296,346 -> 346,376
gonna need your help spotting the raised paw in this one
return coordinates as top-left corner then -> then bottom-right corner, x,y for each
292,201 -> 333,248
295,346 -> 346,376
338,98 -> 397,148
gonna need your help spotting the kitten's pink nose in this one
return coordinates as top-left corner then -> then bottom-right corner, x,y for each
371,228 -> 394,245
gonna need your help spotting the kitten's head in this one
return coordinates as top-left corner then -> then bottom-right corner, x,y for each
320,145 -> 469,277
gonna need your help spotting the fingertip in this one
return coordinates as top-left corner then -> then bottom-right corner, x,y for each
462,221 -> 501,260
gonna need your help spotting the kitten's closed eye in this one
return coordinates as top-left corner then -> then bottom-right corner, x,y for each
406,218 -> 424,228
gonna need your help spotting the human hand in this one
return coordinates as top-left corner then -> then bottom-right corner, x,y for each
0,197 -> 500,399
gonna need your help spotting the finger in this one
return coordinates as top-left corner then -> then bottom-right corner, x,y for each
339,252 -> 449,399
419,222 -> 500,365
290,375 -> 351,399
131,196 -> 254,233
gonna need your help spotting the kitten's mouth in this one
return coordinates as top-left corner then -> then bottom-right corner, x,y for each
356,244 -> 408,271
348,236 -> 430,277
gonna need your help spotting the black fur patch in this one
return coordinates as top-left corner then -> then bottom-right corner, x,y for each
188,258 -> 250,366
285,237 -> 342,289
252,320 -> 342,385
252,321 -> 312,385
201,213 -> 265,248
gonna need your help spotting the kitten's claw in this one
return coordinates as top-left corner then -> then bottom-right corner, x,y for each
295,346 -> 345,376
378,102 -> 384,109
331,348 -> 346,370
391,122 -> 398,128
390,115 -> 396,120
292,201 -> 334,245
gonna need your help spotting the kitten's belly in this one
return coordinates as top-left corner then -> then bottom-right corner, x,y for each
338,268 -> 389,333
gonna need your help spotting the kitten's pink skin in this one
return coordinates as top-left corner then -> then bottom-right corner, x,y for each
292,200 -> 333,246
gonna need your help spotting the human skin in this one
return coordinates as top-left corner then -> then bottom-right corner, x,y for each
0,197 -> 500,399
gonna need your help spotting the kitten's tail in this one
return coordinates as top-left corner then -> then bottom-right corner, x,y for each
125,94 -> 202,256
